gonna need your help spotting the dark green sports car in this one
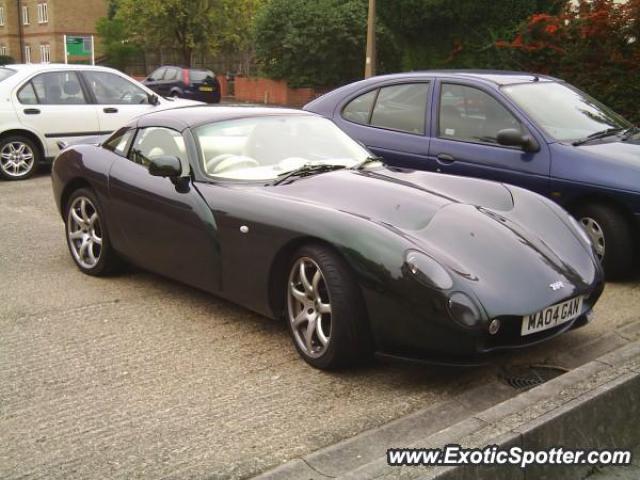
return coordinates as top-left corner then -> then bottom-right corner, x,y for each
52,106 -> 604,370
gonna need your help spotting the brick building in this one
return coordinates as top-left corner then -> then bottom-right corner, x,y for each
0,0 -> 107,63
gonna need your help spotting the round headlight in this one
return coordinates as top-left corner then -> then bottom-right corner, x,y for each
448,292 -> 482,327
405,251 -> 453,290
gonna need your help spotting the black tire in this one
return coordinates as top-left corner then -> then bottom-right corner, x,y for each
285,244 -> 372,370
0,135 -> 41,181
64,188 -> 121,276
573,203 -> 635,280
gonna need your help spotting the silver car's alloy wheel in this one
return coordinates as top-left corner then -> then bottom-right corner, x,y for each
0,141 -> 35,178
580,216 -> 605,261
287,257 -> 333,358
67,196 -> 103,269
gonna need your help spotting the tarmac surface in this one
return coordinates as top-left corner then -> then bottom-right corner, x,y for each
1,172 -> 639,479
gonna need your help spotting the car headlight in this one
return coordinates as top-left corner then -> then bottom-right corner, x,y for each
405,251 -> 453,290
448,292 -> 482,327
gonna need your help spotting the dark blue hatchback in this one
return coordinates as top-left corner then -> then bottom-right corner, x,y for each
304,71 -> 640,279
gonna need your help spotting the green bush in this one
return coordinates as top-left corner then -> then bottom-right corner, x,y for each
0,55 -> 15,65
253,0 -> 400,88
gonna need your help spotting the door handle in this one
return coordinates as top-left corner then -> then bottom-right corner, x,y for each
23,108 -> 40,115
436,153 -> 455,165
103,107 -> 119,113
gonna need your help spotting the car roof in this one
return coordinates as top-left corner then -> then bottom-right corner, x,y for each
134,105 -> 314,130
354,70 -> 560,86
5,63 -> 123,74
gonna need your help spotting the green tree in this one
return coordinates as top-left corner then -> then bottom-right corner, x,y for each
112,0 -> 261,67
96,17 -> 140,71
254,0 -> 399,88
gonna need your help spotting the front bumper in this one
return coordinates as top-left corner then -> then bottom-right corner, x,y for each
363,278 -> 605,366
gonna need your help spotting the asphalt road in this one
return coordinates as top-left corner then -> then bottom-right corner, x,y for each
1,173 -> 639,479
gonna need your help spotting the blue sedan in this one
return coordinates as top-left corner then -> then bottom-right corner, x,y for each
304,71 -> 640,279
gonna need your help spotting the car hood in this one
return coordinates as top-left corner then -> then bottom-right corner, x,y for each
276,168 -> 598,316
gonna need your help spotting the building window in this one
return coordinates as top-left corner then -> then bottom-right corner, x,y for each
0,6 -> 6,27
22,5 -> 29,25
37,3 -> 48,24
0,46 -> 7,56
24,45 -> 31,63
40,44 -> 50,63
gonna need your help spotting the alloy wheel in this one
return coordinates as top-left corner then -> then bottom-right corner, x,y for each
287,257 -> 333,358
580,216 -> 606,261
0,141 -> 35,178
67,196 -> 103,269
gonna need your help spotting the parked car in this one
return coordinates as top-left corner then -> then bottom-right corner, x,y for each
143,66 -> 221,104
0,63 -> 201,181
52,106 -> 603,370
304,71 -> 640,279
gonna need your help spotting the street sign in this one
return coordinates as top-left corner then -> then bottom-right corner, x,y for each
64,35 -> 95,65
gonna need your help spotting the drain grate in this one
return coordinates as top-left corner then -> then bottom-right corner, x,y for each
499,364 -> 568,391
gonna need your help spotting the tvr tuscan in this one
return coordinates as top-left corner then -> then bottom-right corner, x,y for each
52,106 -> 604,369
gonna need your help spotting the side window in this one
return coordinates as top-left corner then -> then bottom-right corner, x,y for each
149,67 -> 166,81
28,72 -> 87,105
342,89 -> 377,125
129,127 -> 186,168
83,71 -> 150,105
370,83 -> 429,134
103,128 -> 134,157
164,68 -> 179,81
17,82 -> 38,104
439,83 -> 522,145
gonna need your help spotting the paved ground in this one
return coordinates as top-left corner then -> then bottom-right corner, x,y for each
1,173 -> 639,480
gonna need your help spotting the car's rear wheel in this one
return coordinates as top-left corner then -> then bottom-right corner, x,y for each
0,135 -> 40,180
573,203 -> 634,279
65,188 -> 120,276
286,244 -> 371,369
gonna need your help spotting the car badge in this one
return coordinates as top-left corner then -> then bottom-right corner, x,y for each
549,281 -> 565,291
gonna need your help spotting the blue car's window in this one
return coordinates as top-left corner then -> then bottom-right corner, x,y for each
503,82 -> 631,142
370,83 -> 429,134
439,83 -> 522,145
342,83 -> 429,135
342,89 -> 377,125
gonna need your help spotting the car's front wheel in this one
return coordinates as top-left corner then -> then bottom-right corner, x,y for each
0,135 -> 40,180
573,203 -> 634,280
286,244 -> 372,369
65,188 -> 120,276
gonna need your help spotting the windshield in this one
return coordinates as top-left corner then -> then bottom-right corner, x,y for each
502,82 -> 632,142
190,69 -> 214,82
194,115 -> 370,180
0,68 -> 16,82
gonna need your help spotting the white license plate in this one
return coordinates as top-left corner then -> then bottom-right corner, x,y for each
521,296 -> 584,336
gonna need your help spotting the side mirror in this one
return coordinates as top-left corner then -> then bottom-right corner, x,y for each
148,93 -> 160,106
497,128 -> 539,153
148,155 -> 181,178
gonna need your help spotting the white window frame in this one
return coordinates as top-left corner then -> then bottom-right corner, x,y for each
22,5 -> 29,25
0,6 -> 6,27
37,3 -> 48,24
0,46 -> 7,56
24,45 -> 31,63
39,44 -> 50,64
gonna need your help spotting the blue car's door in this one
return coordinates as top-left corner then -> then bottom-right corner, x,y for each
427,79 -> 551,196
330,80 -> 435,170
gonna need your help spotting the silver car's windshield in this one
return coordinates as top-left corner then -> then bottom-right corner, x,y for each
503,82 -> 631,142
194,115 -> 370,181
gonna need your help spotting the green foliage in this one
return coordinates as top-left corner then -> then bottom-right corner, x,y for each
495,0 -> 640,123
110,0 -> 262,67
377,0 -> 564,70
253,0 -> 400,88
0,55 -> 14,66
96,17 -> 140,70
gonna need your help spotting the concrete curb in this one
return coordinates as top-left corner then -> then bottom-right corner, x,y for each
252,340 -> 640,480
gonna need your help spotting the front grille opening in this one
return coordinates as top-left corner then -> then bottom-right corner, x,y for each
499,364 -> 568,390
